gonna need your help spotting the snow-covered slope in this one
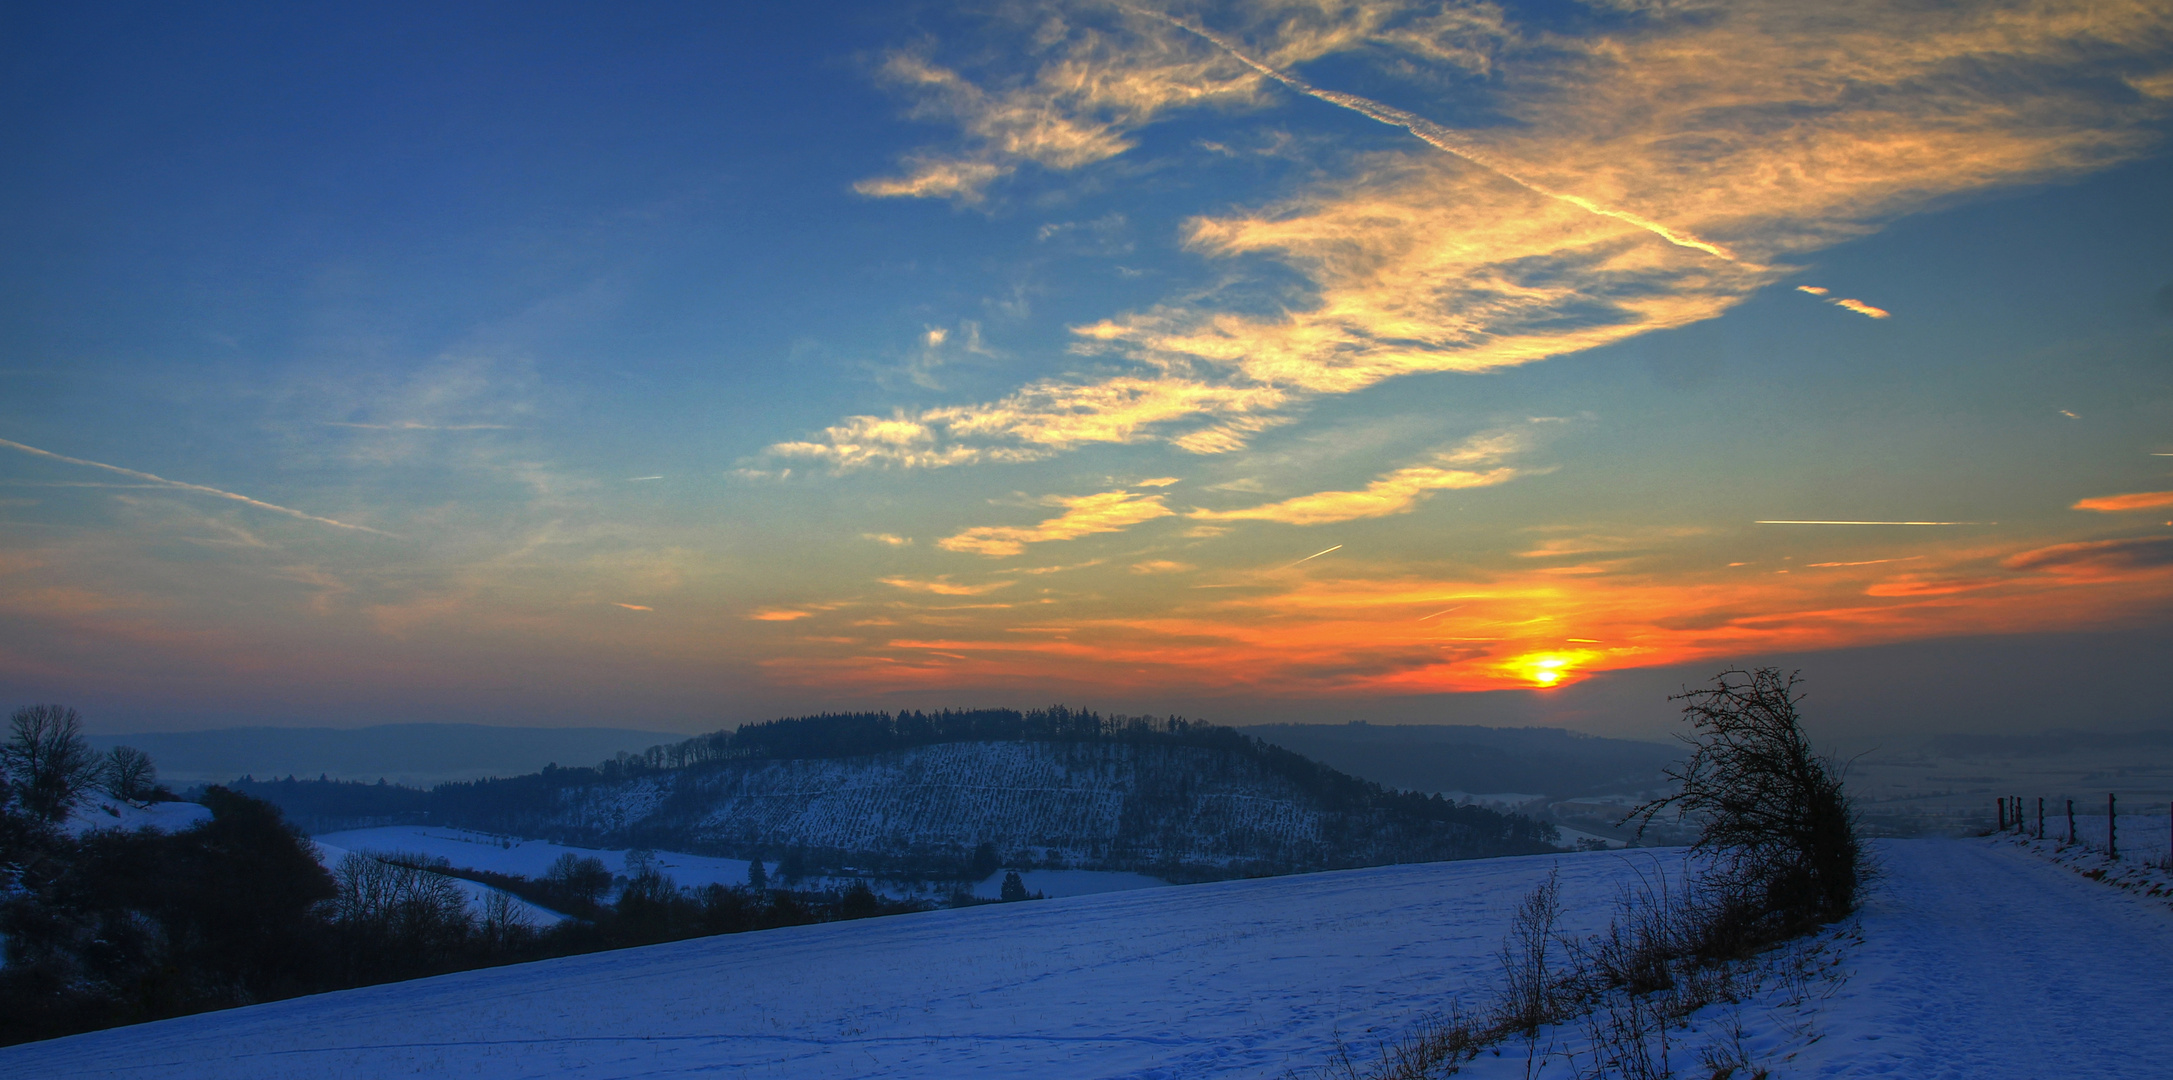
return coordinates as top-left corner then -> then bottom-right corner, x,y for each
8,839 -> 2170,1078
61,796 -> 212,836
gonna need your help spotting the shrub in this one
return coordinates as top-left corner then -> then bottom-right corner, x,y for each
1631,668 -> 1860,942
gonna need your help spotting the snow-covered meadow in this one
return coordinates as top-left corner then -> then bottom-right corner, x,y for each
311,825 -> 1174,901
7,838 -> 2172,1078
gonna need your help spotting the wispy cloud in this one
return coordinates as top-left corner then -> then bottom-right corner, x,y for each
863,532 -> 915,546
1144,6 -> 1739,260
1130,559 -> 1195,574
2073,491 -> 2173,512
0,437 -> 395,537
614,602 -> 654,612
939,489 -> 1174,556
1192,431 -> 1527,525
787,0 -> 2171,471
322,421 -> 514,431
877,576 -> 1016,595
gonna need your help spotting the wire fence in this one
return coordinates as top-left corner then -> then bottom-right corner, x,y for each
1992,795 -> 2173,864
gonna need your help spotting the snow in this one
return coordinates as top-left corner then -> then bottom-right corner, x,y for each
8,838 -> 2173,1078
314,824 -> 1172,902
314,826 -> 755,890
61,796 -> 212,836
307,839 -> 572,927
1784,839 -> 2173,1078
966,868 -> 1169,900
1548,825 -> 1627,850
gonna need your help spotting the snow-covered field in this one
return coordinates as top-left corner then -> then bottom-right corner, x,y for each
966,867 -> 1169,900
315,826 -> 757,890
8,839 -> 2173,1078
314,825 -> 1172,900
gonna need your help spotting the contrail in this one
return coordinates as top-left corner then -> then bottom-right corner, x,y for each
1417,606 -> 1463,621
1755,520 -> 1989,526
1798,286 -> 1891,319
1280,544 -> 1343,569
1140,8 -> 1738,261
0,436 -> 396,537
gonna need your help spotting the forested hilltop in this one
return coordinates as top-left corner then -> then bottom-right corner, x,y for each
240,708 -> 1559,882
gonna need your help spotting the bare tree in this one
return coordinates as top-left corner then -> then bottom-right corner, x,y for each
544,852 -> 612,909
2,704 -> 104,821
1629,668 -> 1859,939
102,745 -> 158,802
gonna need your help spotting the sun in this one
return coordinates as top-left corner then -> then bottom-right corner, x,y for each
1502,649 -> 1601,689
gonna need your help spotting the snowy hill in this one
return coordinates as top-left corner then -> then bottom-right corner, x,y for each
9,838 -> 2172,1078
420,737 -> 1556,879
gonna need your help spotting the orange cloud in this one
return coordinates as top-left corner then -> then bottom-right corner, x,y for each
2004,536 -> 2173,579
757,530 -> 2173,699
939,490 -> 1174,556
2073,491 -> 2173,512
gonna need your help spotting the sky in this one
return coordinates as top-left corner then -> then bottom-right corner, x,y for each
3,0 -> 2171,740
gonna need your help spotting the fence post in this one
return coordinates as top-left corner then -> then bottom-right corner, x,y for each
2037,797 -> 2044,840
2108,792 -> 2118,860
1998,797 -> 2007,831
2067,799 -> 2075,846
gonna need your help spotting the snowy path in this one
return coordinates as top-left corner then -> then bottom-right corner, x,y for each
1794,839 -> 2173,1079
6,839 -> 2172,1078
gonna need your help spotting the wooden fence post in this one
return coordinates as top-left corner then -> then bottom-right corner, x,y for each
1998,797 -> 2007,831
2037,797 -> 2044,840
2109,792 -> 2118,860
2067,799 -> 2075,846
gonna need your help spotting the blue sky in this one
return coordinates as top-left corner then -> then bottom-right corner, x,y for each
4,1 -> 2171,736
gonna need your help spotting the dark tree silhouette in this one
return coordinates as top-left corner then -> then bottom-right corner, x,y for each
543,853 -> 612,911
2,705 -> 102,822
101,746 -> 158,802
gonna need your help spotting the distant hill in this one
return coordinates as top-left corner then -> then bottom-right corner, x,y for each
1240,722 -> 1679,800
86,724 -> 681,788
233,708 -> 1560,881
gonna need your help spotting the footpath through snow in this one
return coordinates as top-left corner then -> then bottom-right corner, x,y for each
5,838 -> 2172,1078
